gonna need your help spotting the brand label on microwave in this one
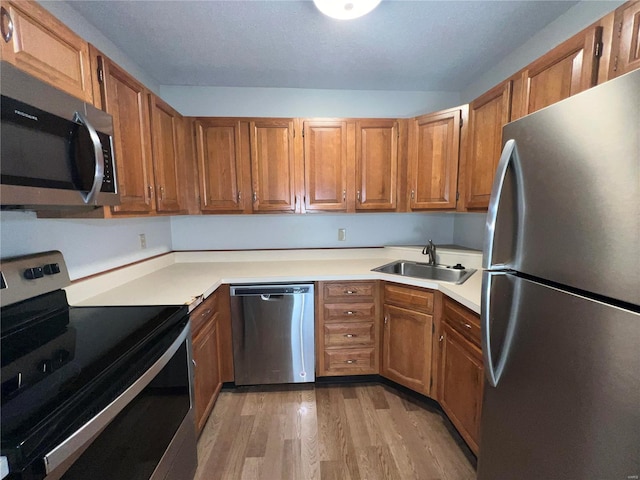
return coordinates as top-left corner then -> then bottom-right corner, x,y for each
14,110 -> 38,121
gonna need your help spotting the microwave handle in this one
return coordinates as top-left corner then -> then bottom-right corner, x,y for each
72,112 -> 104,204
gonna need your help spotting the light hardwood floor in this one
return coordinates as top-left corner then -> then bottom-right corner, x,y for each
195,383 -> 476,480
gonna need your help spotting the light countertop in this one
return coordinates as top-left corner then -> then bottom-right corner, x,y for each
66,246 -> 483,314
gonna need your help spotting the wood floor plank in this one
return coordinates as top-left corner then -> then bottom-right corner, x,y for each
300,388 -> 321,480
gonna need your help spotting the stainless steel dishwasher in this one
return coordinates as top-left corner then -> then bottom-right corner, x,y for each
230,284 -> 315,385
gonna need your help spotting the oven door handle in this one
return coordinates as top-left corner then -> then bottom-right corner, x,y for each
43,322 -> 191,475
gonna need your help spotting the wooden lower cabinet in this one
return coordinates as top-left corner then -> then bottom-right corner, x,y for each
381,283 -> 435,396
190,285 -> 233,434
438,297 -> 484,455
316,281 -> 380,376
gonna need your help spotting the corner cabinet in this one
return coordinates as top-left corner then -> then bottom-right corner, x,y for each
408,106 -> 465,211
438,296 -> 483,455
0,0 -> 93,102
382,283 -> 435,396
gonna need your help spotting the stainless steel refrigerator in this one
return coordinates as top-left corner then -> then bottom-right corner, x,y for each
478,69 -> 640,479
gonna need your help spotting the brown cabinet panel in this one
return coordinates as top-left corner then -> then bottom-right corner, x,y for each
355,119 -> 398,211
382,304 -> 433,395
192,310 -> 221,434
323,322 -> 375,347
149,95 -> 183,213
0,0 -> 92,102
323,281 -> 376,302
323,347 -> 377,374
214,285 -> 234,383
323,302 -> 376,323
409,107 -> 462,210
383,283 -> 434,314
195,119 -> 247,212
303,120 -> 348,211
462,81 -> 512,210
610,1 -> 640,78
438,323 -> 483,455
443,297 -> 481,347
522,25 -> 602,115
250,119 -> 297,212
92,49 -> 155,214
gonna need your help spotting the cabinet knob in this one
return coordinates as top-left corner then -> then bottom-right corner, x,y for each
342,189 -> 346,201
148,184 -> 154,199
252,191 -> 258,203
344,290 -> 356,294
344,310 -> 355,315
237,191 -> 242,202
344,334 -> 356,338
345,359 -> 357,364
439,335 -> 444,342
463,323 -> 472,329
160,186 -> 166,200
384,315 -> 388,325
356,190 -> 361,201
191,359 -> 197,368
411,190 -> 415,199
1,7 -> 13,43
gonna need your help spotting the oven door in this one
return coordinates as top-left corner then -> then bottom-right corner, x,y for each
41,323 -> 197,480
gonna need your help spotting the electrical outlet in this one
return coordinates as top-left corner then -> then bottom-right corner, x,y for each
139,233 -> 147,249
338,228 -> 346,241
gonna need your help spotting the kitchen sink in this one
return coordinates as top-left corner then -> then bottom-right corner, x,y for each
372,260 -> 476,285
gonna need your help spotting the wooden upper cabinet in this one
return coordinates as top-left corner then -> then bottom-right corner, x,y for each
303,120 -> 348,212
355,119 -> 398,211
408,107 -> 463,210
249,119 -> 297,212
609,1 -> 640,78
518,25 -> 603,115
91,48 -> 155,215
149,94 -> 184,213
195,119 -> 248,213
0,0 -> 92,102
461,81 -> 512,210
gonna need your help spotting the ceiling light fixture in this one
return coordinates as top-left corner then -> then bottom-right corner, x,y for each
313,0 -> 382,20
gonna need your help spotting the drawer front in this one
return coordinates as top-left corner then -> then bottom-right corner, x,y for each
443,298 -> 481,346
324,322 -> 375,347
190,290 -> 220,336
324,302 -> 375,323
323,281 -> 376,302
323,347 -> 377,374
384,283 -> 434,313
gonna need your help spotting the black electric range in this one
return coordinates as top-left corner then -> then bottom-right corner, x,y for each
0,251 -> 191,480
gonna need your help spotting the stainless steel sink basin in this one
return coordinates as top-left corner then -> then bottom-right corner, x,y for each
372,260 -> 476,285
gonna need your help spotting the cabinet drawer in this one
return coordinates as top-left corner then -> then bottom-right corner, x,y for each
323,347 -> 377,374
323,281 -> 376,302
443,298 -> 481,347
190,290 -> 220,336
323,302 -> 375,322
384,283 -> 434,313
324,322 -> 375,347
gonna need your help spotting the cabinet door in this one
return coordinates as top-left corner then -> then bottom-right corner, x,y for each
93,49 -> 156,214
520,25 -> 603,114
355,119 -> 398,211
192,316 -> 221,433
0,1 -> 92,102
195,119 -> 247,213
408,108 -> 461,210
249,119 -> 297,212
149,95 -> 183,213
303,120 -> 347,211
461,81 -> 512,210
382,304 -> 433,395
438,323 -> 483,455
610,1 -> 640,78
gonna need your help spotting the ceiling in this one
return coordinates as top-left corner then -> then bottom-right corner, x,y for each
66,0 -> 579,92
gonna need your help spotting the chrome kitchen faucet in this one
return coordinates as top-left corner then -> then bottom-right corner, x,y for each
422,239 -> 437,265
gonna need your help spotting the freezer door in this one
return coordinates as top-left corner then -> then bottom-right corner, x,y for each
478,272 -> 640,479
484,69 -> 639,306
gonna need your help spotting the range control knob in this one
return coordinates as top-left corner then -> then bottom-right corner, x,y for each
24,267 -> 44,280
38,359 -> 53,374
452,263 -> 465,270
43,263 -> 61,275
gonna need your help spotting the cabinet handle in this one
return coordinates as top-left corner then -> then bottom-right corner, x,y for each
439,335 -> 444,342
356,190 -> 361,201
344,310 -> 355,315
463,323 -> 472,329
148,184 -> 154,199
252,191 -> 258,203
411,189 -> 415,199
1,7 -> 13,43
344,334 -> 357,338
237,191 -> 242,202
345,359 -> 357,364
202,309 -> 212,318
384,315 -> 388,325
191,359 -> 197,368
342,189 -> 346,201
160,186 -> 166,200
344,290 -> 356,294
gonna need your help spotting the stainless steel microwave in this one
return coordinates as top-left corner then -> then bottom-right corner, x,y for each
0,62 -> 119,209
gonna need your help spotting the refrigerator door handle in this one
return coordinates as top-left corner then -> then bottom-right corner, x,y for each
482,271 -> 519,388
483,139 -> 522,269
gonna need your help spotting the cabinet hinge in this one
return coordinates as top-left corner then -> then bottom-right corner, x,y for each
429,377 -> 433,390
613,55 -> 619,72
594,41 -> 603,58
459,118 -> 463,128
456,191 -> 460,201
97,66 -> 104,84
302,128 -> 305,138
432,323 -> 435,334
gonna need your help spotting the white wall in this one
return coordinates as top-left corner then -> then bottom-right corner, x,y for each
39,1 -> 160,93
452,213 -> 486,251
171,213 -> 454,250
0,211 -> 172,280
462,1 -> 624,102
159,85 -> 460,118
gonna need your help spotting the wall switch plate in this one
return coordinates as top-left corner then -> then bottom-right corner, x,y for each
139,233 -> 147,249
338,228 -> 346,241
